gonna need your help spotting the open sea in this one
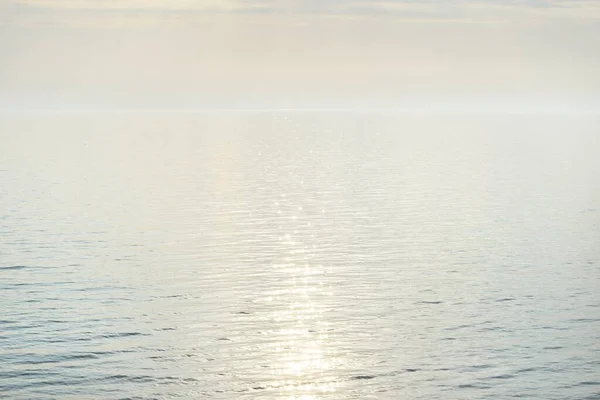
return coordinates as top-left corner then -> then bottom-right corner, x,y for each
1,111 -> 599,399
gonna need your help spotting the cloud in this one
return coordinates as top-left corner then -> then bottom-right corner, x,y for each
1,0 -> 598,111
5,0 -> 600,21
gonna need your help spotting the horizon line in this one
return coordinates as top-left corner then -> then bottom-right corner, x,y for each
1,107 -> 599,115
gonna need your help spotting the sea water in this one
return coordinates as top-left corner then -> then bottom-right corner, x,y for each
1,111 -> 599,399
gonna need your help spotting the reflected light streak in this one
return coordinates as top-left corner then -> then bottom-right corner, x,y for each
268,196 -> 340,398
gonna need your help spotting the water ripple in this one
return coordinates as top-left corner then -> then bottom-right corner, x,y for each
1,112 -> 599,399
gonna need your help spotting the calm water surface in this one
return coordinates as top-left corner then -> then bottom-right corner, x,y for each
1,112 -> 599,399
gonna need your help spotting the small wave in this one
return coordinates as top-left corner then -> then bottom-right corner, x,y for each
570,318 -> 600,323
480,326 -> 505,332
539,325 -> 569,331
488,374 -> 515,380
446,323 -> 474,331
102,374 -> 155,383
0,370 -> 57,379
457,383 -> 490,389
0,265 -> 28,271
581,394 -> 600,400
457,383 -> 477,389
470,364 -> 494,370
516,367 -> 537,373
68,353 -> 101,360
14,353 -> 100,365
100,332 -> 146,339
352,375 -> 376,380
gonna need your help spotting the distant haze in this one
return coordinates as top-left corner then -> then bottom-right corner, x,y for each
1,0 -> 599,110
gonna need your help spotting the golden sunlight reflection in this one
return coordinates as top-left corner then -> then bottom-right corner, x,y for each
267,195 -> 341,398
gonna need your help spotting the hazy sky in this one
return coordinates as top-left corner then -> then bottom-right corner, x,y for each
1,0 -> 599,110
